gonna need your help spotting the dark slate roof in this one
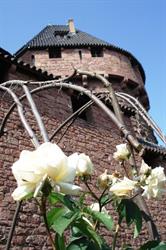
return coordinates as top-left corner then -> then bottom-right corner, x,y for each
0,47 -> 55,80
138,138 -> 166,156
97,92 -> 136,114
15,25 -> 145,82
15,25 -> 110,52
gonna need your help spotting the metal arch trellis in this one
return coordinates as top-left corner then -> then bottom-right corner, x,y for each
0,70 -> 160,249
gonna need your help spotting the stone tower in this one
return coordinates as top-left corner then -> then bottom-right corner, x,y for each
0,20 -> 166,249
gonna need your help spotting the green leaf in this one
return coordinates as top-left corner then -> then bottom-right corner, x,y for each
78,192 -> 88,207
75,218 -> 103,249
47,207 -> 65,227
67,237 -> 98,250
55,233 -> 66,250
50,192 -> 77,211
100,194 -> 110,206
140,241 -> 166,250
48,192 -> 59,204
118,199 -> 142,238
51,210 -> 79,236
71,226 -> 83,238
152,245 -> 166,250
67,237 -> 112,250
92,211 -> 114,231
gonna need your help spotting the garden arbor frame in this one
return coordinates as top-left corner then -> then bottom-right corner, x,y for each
0,70 -> 160,249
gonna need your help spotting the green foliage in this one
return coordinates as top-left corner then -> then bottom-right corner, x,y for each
48,192 -> 59,204
67,237 -> 112,250
74,218 -> 103,249
67,237 -> 100,250
47,207 -> 79,236
55,233 -> 66,250
90,211 -> 114,231
49,192 -> 78,211
118,199 -> 142,238
139,241 -> 166,250
100,194 -> 110,206
39,182 -> 163,250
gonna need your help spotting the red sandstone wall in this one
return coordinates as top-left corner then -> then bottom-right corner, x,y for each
0,49 -> 165,249
0,80 -> 166,249
20,48 -> 144,85
20,48 -> 149,110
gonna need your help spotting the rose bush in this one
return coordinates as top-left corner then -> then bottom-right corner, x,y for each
11,143 -> 166,249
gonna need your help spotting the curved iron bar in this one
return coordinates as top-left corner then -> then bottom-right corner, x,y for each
76,69 -> 125,126
117,92 -> 166,145
0,86 -> 40,249
22,85 -> 49,142
1,68 -> 76,87
0,81 -> 140,150
5,201 -> 22,250
1,83 -> 50,249
0,69 -> 76,136
49,98 -> 96,141
0,82 -> 93,249
50,100 -> 93,142
0,85 -> 39,148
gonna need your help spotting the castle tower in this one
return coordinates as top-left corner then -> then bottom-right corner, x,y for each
0,20 -> 166,249
16,20 -> 149,107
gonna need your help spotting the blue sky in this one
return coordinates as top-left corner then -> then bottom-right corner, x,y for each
0,0 -> 165,143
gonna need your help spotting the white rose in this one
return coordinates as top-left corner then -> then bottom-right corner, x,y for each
12,142 -> 82,200
113,144 -> 130,162
142,166 -> 166,199
109,177 -> 137,197
70,153 -> 93,177
98,170 -> 118,189
140,160 -> 151,175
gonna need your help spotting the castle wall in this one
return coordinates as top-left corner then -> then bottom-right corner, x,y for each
0,78 -> 166,249
20,48 -> 144,85
20,47 -> 150,110
0,49 -> 166,249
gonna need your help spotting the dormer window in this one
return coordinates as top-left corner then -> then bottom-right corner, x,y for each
49,47 -> 62,58
91,47 -> 103,57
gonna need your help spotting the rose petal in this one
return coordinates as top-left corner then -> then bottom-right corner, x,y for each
12,183 -> 35,201
58,182 -> 82,195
